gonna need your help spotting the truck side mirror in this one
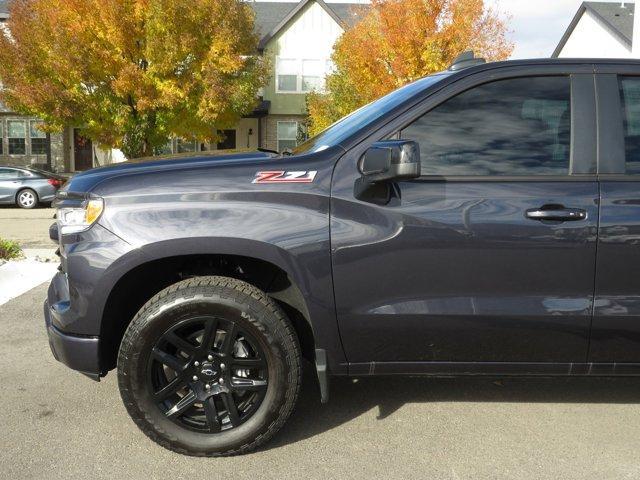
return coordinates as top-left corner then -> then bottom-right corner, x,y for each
359,140 -> 421,183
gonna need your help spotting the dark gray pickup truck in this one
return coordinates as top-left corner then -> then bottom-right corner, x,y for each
45,54 -> 640,456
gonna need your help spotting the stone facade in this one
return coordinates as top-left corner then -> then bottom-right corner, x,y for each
0,112 -> 66,172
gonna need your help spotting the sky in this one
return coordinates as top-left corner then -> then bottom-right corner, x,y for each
493,0 -> 629,58
255,0 -> 631,59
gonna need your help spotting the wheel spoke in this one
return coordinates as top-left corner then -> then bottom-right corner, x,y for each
153,375 -> 187,402
199,318 -> 218,352
152,347 -> 187,373
230,377 -> 268,391
221,392 -> 240,427
165,331 -> 196,355
231,358 -> 265,368
165,390 -> 197,418
220,323 -> 236,355
203,397 -> 221,433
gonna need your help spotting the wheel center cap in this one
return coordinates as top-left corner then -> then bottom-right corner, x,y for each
200,362 -> 218,379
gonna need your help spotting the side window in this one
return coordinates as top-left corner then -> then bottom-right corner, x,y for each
619,77 -> 640,174
0,168 -> 17,179
401,76 -> 571,176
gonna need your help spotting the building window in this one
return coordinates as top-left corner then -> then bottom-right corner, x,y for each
277,121 -> 298,152
176,138 -> 198,153
155,139 -> 174,155
302,59 -> 324,92
7,120 -> 26,155
30,121 -> 48,155
276,57 -> 328,93
0,122 -> 3,155
277,59 -> 298,92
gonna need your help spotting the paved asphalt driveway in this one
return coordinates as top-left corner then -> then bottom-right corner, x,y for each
0,206 -> 56,248
2,284 -> 640,479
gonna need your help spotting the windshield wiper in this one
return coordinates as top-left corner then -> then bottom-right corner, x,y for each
257,147 -> 280,155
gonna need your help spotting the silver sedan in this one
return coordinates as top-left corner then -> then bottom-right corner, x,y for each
0,166 -> 66,209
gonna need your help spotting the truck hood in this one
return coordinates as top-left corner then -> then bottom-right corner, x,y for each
61,150 -> 275,196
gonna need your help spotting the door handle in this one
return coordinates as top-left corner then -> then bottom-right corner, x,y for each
525,206 -> 587,222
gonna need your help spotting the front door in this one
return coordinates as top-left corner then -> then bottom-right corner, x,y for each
73,129 -> 93,171
331,73 -> 599,369
217,130 -> 237,150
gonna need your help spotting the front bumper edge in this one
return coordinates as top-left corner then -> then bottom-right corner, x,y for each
44,300 -> 101,381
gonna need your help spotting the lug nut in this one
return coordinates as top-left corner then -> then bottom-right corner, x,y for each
192,375 -> 198,381
220,363 -> 226,370
194,361 -> 200,367
207,355 -> 214,361
205,384 -> 211,390
219,378 -> 225,384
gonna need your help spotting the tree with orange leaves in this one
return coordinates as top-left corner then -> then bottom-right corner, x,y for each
0,0 -> 268,158
307,0 -> 513,135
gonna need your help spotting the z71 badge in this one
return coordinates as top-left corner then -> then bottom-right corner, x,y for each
252,170 -> 317,184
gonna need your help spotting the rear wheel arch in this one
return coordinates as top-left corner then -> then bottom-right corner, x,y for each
99,253 -> 317,374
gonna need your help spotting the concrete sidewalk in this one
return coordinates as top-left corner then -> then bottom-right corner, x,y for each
0,249 -> 58,305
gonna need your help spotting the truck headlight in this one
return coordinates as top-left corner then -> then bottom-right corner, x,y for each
57,198 -> 104,235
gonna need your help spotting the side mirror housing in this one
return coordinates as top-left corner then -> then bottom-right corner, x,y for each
359,140 -> 420,183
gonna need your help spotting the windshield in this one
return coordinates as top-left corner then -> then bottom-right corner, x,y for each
292,73 -> 449,155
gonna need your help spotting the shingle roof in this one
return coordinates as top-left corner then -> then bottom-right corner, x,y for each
249,0 -> 368,49
553,1 -> 635,57
587,1 -> 634,44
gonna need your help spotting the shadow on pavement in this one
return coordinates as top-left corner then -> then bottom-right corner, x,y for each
267,363 -> 640,450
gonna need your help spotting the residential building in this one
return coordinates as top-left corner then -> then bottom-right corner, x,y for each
250,0 -> 366,152
553,1 -> 638,58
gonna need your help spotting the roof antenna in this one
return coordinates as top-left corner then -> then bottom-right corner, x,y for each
448,51 -> 486,71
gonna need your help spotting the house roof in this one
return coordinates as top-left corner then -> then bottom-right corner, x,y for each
553,1 -> 635,57
250,0 -> 368,50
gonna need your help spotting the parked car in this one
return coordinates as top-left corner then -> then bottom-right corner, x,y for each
44,54 -> 640,456
0,166 -> 65,208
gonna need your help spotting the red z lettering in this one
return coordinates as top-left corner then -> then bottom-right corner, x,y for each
252,171 -> 317,184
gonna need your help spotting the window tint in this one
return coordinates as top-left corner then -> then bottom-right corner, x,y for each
619,77 -> 640,174
401,76 -> 571,176
292,73 -> 448,155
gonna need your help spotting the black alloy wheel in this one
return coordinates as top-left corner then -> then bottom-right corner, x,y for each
118,276 -> 301,456
148,315 -> 268,433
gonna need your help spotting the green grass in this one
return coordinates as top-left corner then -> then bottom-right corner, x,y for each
0,238 -> 23,260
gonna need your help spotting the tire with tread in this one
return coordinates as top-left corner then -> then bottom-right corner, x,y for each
117,275 -> 302,456
16,188 -> 38,209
